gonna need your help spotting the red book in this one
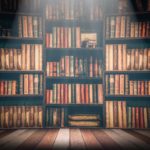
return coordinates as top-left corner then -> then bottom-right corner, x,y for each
81,84 -> 85,104
46,33 -> 49,48
61,84 -> 64,104
85,84 -> 89,104
135,107 -> 139,128
65,84 -> 68,104
139,107 -> 144,128
132,107 -> 135,128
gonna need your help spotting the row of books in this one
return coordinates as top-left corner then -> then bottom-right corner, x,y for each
127,106 -> 150,128
0,80 -> 17,95
46,56 -> 102,78
106,16 -> 150,39
46,84 -> 103,104
68,114 -> 100,127
106,101 -> 127,128
105,74 -> 150,95
106,101 -> 150,128
46,108 -> 65,127
0,106 -> 43,128
20,74 -> 43,95
45,0 -> 102,21
18,16 -> 42,38
0,0 -> 41,12
46,27 -> 80,48
0,44 -> 43,71
105,44 -> 150,71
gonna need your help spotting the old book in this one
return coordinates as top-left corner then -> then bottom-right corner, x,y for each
68,114 -> 99,121
126,49 -> 131,70
118,44 -> 123,70
122,44 -> 127,70
118,101 -> 123,128
115,16 -> 121,38
132,107 -> 135,128
122,101 -> 127,128
127,107 -> 132,128
144,107 -> 148,128
135,107 -> 139,128
120,74 -> 124,95
110,74 -> 115,95
106,101 -> 110,128
110,16 -> 115,38
131,49 -> 135,70
109,101 -> 114,128
68,121 -> 99,127
139,107 -> 144,128
139,49 -> 144,70
120,16 -> 125,38
113,101 -> 118,127
113,44 -> 118,70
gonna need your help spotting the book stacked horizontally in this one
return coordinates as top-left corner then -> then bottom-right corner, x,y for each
68,114 -> 100,127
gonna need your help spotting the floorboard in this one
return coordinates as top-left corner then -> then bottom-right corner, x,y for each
70,129 -> 86,150
93,129 -> 122,150
52,129 -> 70,150
35,129 -> 59,150
81,129 -> 103,150
16,129 -> 46,150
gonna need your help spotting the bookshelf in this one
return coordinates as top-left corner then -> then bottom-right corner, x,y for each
104,0 -> 150,129
1,0 -> 149,129
44,0 -> 104,128
0,0 -> 44,128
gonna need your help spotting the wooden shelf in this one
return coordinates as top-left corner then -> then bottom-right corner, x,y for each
105,71 -> 150,74
105,95 -> 150,100
105,37 -> 150,44
46,77 -> 102,83
0,95 -> 43,98
0,37 -> 43,43
0,11 -> 42,16
0,70 -> 44,74
45,104 -> 103,107
105,11 -> 150,16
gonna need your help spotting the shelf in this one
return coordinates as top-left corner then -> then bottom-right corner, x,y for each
45,19 -> 102,27
105,95 -> 150,101
105,71 -> 150,74
0,95 -> 43,98
46,48 -> 103,58
0,70 -> 44,74
45,104 -> 103,107
46,77 -> 102,84
105,37 -> 150,44
0,37 -> 43,43
105,11 -> 150,17
0,11 -> 42,16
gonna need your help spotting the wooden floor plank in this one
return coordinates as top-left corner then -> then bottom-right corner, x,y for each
35,129 -> 59,150
0,129 -> 26,146
15,129 -> 46,150
53,129 -> 70,150
70,129 -> 86,150
93,129 -> 122,150
81,129 -> 103,150
125,130 -> 150,144
134,130 -> 150,138
0,130 -> 16,139
104,129 -> 137,150
1,130 -> 36,150
113,129 -> 150,150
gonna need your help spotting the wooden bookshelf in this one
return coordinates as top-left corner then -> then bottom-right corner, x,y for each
103,0 -> 150,129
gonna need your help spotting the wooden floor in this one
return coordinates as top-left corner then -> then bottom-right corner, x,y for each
0,129 -> 150,150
